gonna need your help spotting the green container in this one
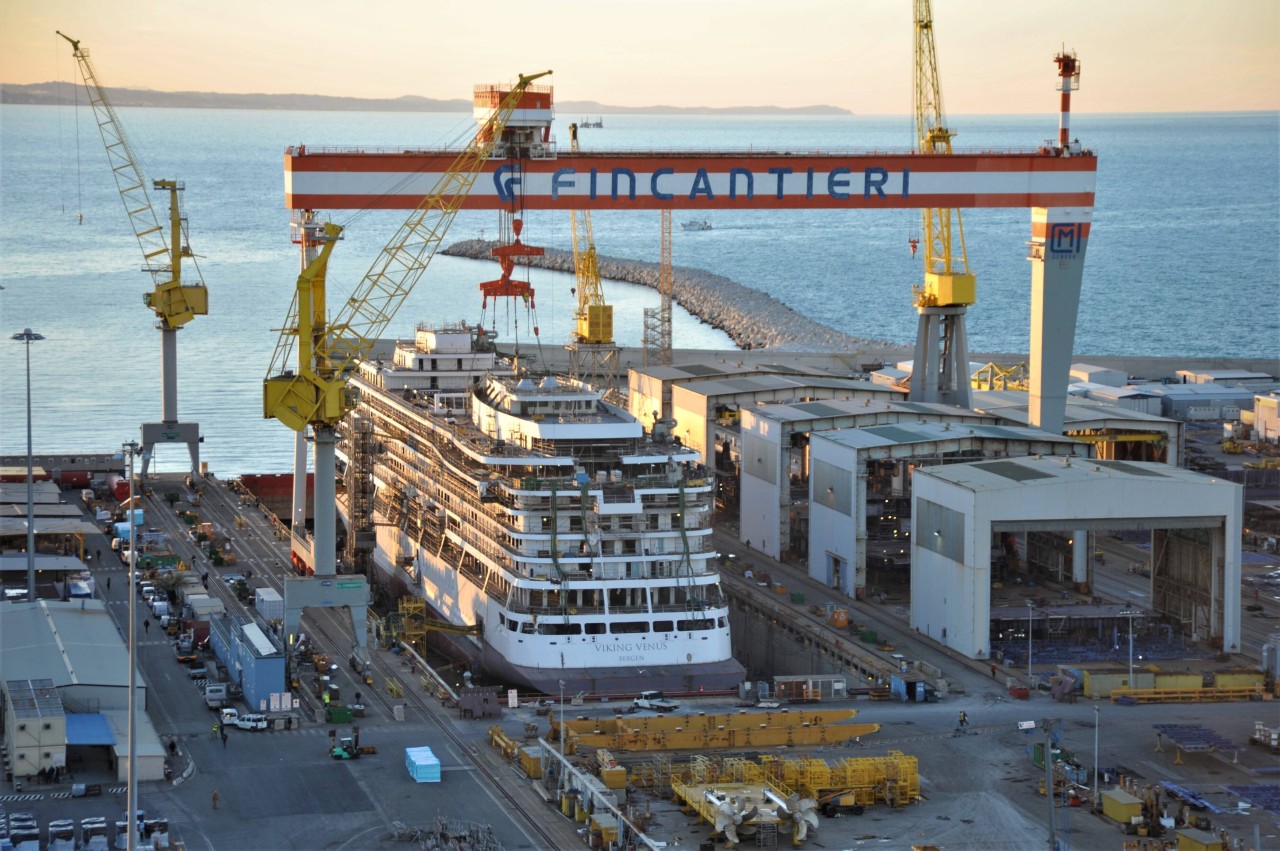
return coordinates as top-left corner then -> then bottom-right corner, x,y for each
326,706 -> 353,723
790,592 -> 806,605
861,629 -> 879,644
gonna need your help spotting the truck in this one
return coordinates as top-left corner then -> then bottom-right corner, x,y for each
631,690 -> 679,713
203,682 -> 228,709
175,635 -> 198,663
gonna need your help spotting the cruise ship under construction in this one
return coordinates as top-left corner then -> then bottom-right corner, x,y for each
337,321 -> 744,695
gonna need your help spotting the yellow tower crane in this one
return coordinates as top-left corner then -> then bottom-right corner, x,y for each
908,2 -> 974,408
566,123 -> 620,394
58,31 -> 208,478
263,70 -> 552,581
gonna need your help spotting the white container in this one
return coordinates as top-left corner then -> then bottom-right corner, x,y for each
254,587 -> 284,621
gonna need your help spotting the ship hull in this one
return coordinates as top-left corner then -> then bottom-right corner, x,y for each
369,527 -> 744,696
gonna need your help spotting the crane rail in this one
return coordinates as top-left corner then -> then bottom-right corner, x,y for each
298,603 -> 562,850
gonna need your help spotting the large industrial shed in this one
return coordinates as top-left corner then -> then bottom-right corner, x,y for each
738,400 -> 1000,563
673,374 -> 900,465
970,390 -> 1183,465
0,600 -> 165,782
807,423 -> 1088,600
1142,384 -> 1258,421
910,456 -> 1242,660
627,359 -> 849,431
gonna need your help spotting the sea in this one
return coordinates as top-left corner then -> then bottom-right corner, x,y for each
1,106 -> 1276,477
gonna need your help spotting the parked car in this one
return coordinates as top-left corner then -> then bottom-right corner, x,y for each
186,663 -> 208,679
232,713 -> 268,731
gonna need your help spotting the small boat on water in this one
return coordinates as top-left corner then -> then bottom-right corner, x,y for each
682,218 -> 712,232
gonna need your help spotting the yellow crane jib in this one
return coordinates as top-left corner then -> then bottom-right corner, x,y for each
263,71 -> 553,433
568,123 -> 613,346
263,221 -> 347,432
57,31 -> 209,329
911,3 -> 974,309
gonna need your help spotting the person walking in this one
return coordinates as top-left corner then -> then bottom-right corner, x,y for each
211,788 -> 220,810
143,619 -> 151,635
220,729 -> 228,748
990,663 -> 997,678
106,576 -> 112,591
958,711 -> 969,730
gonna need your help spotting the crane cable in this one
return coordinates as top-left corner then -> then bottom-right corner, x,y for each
58,37 -> 85,223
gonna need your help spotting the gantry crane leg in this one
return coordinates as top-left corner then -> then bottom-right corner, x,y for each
909,305 -> 970,407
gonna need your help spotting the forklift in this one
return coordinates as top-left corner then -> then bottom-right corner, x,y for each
328,726 -> 377,760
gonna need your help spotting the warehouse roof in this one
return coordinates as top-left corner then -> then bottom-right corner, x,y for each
0,600 -> 130,688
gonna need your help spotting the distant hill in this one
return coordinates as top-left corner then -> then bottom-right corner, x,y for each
1,81 -> 851,115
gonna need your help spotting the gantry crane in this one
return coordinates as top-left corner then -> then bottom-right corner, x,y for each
264,71 -> 552,586
565,122 -> 620,391
907,1 -> 974,408
58,31 -> 208,478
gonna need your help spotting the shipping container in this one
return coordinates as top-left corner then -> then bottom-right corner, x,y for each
1101,789 -> 1142,825
254,587 -> 284,622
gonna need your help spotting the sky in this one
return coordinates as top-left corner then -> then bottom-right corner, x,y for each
2,0 -> 1278,114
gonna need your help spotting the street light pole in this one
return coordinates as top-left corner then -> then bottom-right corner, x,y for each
1093,704 -> 1100,812
1026,600 -> 1034,689
1119,608 -> 1140,685
1128,612 -> 1134,683
12,328 -> 44,601
122,441 -> 140,851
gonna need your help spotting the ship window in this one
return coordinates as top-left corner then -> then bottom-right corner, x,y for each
610,621 -> 648,634
507,619 -> 519,632
538,622 -> 581,635
653,620 -> 674,632
431,358 -> 438,370
676,618 -> 715,631
520,622 -> 536,634
585,622 -> 606,635
718,617 -> 726,628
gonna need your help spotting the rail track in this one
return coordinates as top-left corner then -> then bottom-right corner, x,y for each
196,475 -> 562,850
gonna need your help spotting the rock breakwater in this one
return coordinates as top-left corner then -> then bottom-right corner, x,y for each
442,239 -> 896,353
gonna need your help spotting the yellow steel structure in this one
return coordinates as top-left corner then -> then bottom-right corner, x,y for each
971,361 -> 1029,391
57,32 -> 210,329
392,597 -> 481,645
671,757 -> 786,847
1109,685 -> 1267,704
911,2 -> 974,310
554,707 -> 878,753
760,751 -> 921,811
264,71 -> 553,433
566,123 -> 619,388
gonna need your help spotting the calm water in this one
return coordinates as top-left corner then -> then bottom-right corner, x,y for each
1,106 -> 1276,475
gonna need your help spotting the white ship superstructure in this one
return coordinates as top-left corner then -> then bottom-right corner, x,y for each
344,323 -> 744,695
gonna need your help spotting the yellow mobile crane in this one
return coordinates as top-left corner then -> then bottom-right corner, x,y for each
908,2 -> 974,408
58,32 -> 208,478
263,71 -> 552,581
565,123 -> 620,393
